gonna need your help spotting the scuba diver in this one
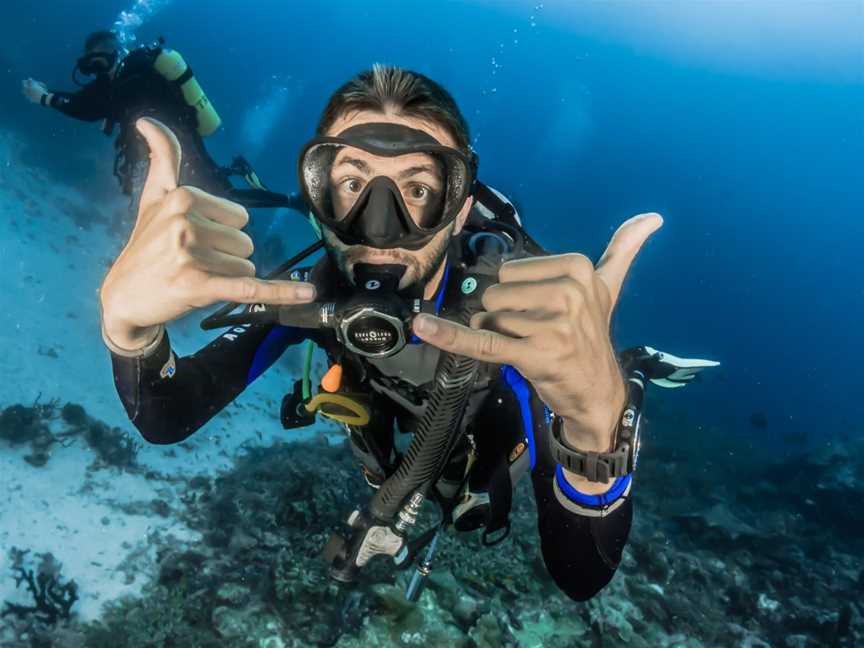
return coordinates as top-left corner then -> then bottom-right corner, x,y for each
21,29 -> 303,212
97,65 -> 719,603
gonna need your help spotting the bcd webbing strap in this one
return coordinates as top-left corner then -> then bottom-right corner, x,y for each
481,456 -> 513,546
473,181 -> 548,256
474,181 -> 519,227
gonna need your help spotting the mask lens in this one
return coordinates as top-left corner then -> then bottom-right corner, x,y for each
300,141 -> 340,219
78,51 -> 116,74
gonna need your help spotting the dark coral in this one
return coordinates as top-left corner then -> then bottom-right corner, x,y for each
2,549 -> 79,627
0,404 -> 50,445
0,398 -> 139,469
82,421 -> 139,469
5,403 -> 862,647
60,402 -> 88,427
0,398 -> 61,467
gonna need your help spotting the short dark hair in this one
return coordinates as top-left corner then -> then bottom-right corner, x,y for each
84,30 -> 118,53
316,64 -> 471,153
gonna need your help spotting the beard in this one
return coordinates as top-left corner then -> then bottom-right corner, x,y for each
323,224 -> 454,292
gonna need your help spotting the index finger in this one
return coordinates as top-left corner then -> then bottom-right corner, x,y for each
203,276 -> 317,306
595,212 -> 663,306
412,314 -> 520,364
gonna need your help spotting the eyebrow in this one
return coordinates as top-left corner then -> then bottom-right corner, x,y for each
334,157 -> 372,174
397,164 -> 442,181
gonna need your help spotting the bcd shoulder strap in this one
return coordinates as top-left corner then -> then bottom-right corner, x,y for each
471,181 -> 548,257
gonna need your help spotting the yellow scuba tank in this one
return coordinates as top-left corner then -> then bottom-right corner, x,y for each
153,48 -> 221,137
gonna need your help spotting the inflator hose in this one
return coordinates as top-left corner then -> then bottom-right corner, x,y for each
369,302 -> 481,522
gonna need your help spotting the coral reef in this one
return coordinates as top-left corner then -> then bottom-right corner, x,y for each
0,399 -> 139,469
80,420 -> 139,469
3,409 -> 862,647
2,548 -> 79,642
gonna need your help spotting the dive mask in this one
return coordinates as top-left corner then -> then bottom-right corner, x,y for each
298,122 -> 477,251
75,50 -> 118,77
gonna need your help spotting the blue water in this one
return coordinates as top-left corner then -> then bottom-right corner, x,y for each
2,0 -> 862,486
1,2 -> 863,643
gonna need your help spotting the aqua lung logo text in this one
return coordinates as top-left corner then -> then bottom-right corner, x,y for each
353,329 -> 394,343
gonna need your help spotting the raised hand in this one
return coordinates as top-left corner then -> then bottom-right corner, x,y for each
99,117 -> 316,351
413,213 -> 664,455
22,78 -> 48,104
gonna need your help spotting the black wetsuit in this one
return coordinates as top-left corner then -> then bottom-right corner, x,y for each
106,225 -> 636,603
48,46 -> 231,197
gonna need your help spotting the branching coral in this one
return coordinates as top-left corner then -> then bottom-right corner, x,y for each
2,548 -> 79,626
0,398 -> 139,469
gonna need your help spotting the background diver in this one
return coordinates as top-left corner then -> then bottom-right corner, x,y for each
21,29 -> 304,213
97,65 -> 718,602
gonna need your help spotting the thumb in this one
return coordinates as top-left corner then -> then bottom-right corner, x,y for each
595,212 -> 664,307
135,117 -> 182,219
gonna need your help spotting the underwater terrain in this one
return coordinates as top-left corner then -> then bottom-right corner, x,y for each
1,1 -> 863,647
0,127 -> 861,647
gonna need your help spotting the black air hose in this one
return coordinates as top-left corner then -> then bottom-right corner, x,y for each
369,303 -> 481,522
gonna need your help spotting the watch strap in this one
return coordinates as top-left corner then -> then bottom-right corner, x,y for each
549,370 -> 645,482
550,416 -> 631,481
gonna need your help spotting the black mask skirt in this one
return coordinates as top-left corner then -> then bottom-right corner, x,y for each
298,122 -> 477,251
75,50 -> 118,76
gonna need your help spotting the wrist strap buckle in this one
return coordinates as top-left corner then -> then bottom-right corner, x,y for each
549,372 -> 644,482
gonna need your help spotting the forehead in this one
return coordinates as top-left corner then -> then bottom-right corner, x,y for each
331,146 -> 441,173
326,108 -> 457,149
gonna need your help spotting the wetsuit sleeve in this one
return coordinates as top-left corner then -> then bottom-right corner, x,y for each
47,80 -> 110,122
499,366 -> 632,602
108,321 -> 307,444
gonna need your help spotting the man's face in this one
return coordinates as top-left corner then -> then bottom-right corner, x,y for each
321,109 -> 473,292
86,43 -> 118,74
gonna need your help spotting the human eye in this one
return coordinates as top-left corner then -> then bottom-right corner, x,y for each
339,177 -> 365,195
405,183 -> 434,204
